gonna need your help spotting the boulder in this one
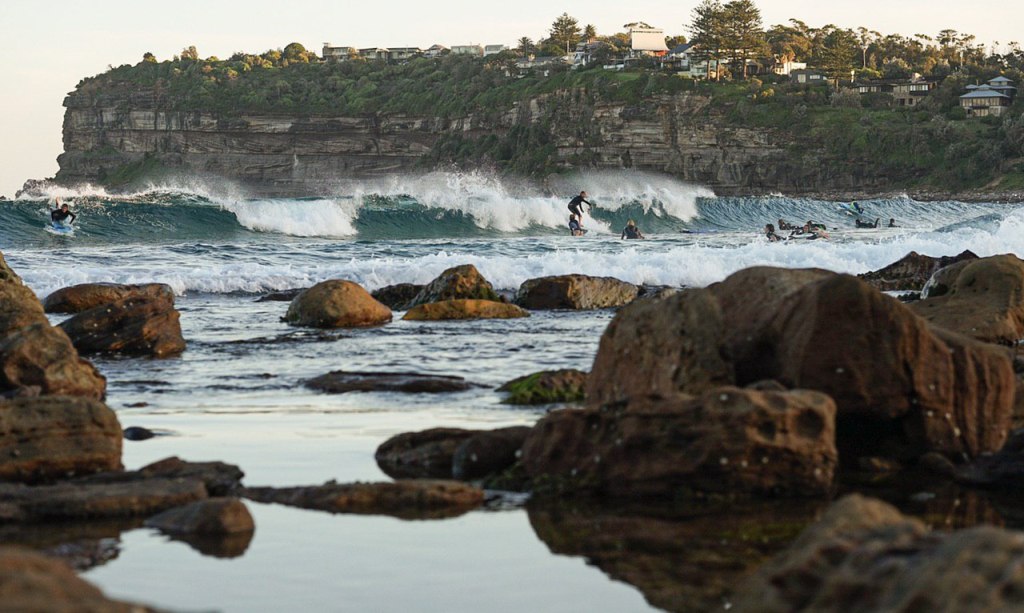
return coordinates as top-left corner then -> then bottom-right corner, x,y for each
521,386 -> 838,499
0,477 -> 207,522
0,252 -> 48,335
515,274 -> 639,310
371,283 -> 425,310
498,369 -> 587,404
284,280 -> 392,328
731,494 -> 1024,612
0,396 -> 122,483
58,294 -> 186,358
144,497 -> 255,535
452,426 -> 532,480
42,282 -> 174,314
0,325 -> 106,400
0,546 -> 155,612
857,249 -> 977,292
922,259 -> 975,298
376,428 -> 476,479
402,299 -> 529,321
910,254 -> 1024,345
407,264 -> 500,307
243,480 -> 484,519
307,371 -> 475,394
586,289 -> 733,407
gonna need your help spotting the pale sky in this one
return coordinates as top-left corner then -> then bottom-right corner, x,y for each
1,0 -> 1020,198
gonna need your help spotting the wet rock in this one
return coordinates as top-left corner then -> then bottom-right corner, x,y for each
731,494 -> 1024,612
284,280 -> 392,328
70,456 -> 245,497
0,546 -> 155,612
407,264 -> 500,308
515,274 -> 639,310
498,369 -> 587,404
0,478 -> 207,522
956,430 -> 1024,489
307,370 -> 474,394
452,426 -> 532,480
144,497 -> 254,535
371,283 -> 425,310
122,426 -> 155,441
0,324 -> 106,400
0,252 -> 48,335
858,249 -> 977,292
910,254 -> 1024,345
254,288 -> 306,302
59,294 -> 186,358
922,258 -> 975,298
0,518 -> 141,571
42,282 -> 174,314
376,428 -> 476,479
0,396 -> 122,483
168,530 -> 255,559
243,480 -> 484,519
0,385 -> 41,399
636,284 -> 681,301
587,289 -> 733,406
402,299 -> 529,321
521,386 -> 838,499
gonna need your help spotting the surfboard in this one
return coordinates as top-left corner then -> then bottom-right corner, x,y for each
838,203 -> 865,217
46,221 -> 74,236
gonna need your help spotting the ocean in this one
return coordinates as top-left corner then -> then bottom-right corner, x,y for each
3,170 -> 1024,612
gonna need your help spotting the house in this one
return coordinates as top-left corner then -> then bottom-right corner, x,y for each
985,75 -> 1017,97
791,69 -> 828,85
573,41 -> 611,67
451,45 -> 485,57
484,44 -> 507,56
358,48 -> 390,62
628,25 -> 668,57
771,60 -> 806,76
891,76 -> 941,107
960,77 -> 1016,117
322,43 -> 356,62
385,47 -> 422,62
424,44 -> 448,58
660,43 -> 719,78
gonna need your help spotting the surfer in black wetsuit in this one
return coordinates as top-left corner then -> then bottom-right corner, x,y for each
855,217 -> 880,228
50,198 -> 76,224
621,219 -> 644,239
568,191 -> 592,219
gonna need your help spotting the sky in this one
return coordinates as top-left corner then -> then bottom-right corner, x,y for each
1,0 -> 1022,198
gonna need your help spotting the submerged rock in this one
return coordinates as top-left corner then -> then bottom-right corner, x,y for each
284,280 -> 392,328
521,386 -> 838,499
371,283 -> 425,310
58,294 -> 186,358
255,288 -> 306,302
376,426 -> 531,481
731,494 -> 1024,612
498,369 -> 587,404
515,274 -> 639,310
306,370 -> 475,394
858,249 -> 977,292
70,456 -> 245,497
407,264 -> 500,308
402,299 -> 528,321
144,497 -> 255,535
243,480 -> 484,519
43,282 -> 174,314
0,396 -> 122,483
0,478 -> 207,522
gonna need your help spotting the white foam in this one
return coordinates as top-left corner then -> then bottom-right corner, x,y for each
223,199 -> 359,237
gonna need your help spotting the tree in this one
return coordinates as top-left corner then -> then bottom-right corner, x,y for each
721,0 -> 766,78
766,23 -> 811,62
283,42 -> 309,63
517,37 -> 535,56
142,52 -> 157,64
689,0 -> 726,80
549,13 -> 582,55
815,26 -> 859,80
583,24 -> 597,42
180,46 -> 199,61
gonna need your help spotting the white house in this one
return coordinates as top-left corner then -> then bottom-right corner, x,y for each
451,45 -> 485,57
484,44 -> 508,56
629,26 -> 668,56
322,43 -> 356,62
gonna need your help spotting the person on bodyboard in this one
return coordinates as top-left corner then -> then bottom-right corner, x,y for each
765,223 -> 783,242
855,217 -> 880,229
50,198 -> 76,227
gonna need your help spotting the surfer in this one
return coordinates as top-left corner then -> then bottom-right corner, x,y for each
888,218 -> 898,227
621,219 -> 645,240
794,221 -> 829,240
765,223 -> 782,242
851,202 -> 864,215
855,217 -> 880,229
568,215 -> 586,236
567,191 -> 593,223
777,218 -> 796,231
50,198 -> 76,225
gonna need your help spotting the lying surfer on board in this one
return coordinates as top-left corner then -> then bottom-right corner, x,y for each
50,198 -> 76,225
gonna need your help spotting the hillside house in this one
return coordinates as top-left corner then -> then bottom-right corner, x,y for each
791,69 -> 828,85
629,26 -> 669,57
358,48 -> 390,62
484,45 -> 507,56
424,44 -> 448,58
451,45 -> 485,56
660,43 -> 719,78
322,43 -> 356,62
961,76 -> 1017,117
385,47 -> 422,62
771,60 -> 806,76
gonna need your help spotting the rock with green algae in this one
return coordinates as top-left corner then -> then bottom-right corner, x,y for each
402,299 -> 528,321
497,369 -> 587,405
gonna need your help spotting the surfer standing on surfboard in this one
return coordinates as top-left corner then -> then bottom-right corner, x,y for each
567,190 -> 593,235
50,198 -> 76,225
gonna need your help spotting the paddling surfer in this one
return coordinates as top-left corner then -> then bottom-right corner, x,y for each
50,198 -> 76,225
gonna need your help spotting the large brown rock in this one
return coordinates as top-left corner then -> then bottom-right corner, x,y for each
0,477 -> 207,521
586,289 -> 733,407
243,480 -> 484,519
452,426 -> 532,480
515,274 -> 639,310
0,252 -> 48,335
371,283 -> 424,310
731,494 -> 1024,612
284,280 -> 392,328
407,264 -> 500,307
0,324 -> 106,400
71,456 -> 246,497
144,497 -> 255,535
42,282 -> 174,314
910,254 -> 1024,345
0,396 -> 122,483
58,294 -> 186,357
402,299 -> 529,321
376,428 -> 476,479
0,546 -> 155,612
521,386 -> 838,499
858,249 -> 977,292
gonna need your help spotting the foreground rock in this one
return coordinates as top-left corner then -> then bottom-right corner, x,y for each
858,249 -> 977,292
43,282 -> 174,314
0,324 -> 107,399
371,283 -> 424,310
731,494 -> 1024,612
284,280 -> 392,328
0,252 -> 48,334
521,386 -> 838,499
0,478 -> 207,522
243,480 -> 484,519
956,430 -> 1024,489
587,268 -> 1015,462
910,254 -> 1024,345
0,396 -> 122,483
73,456 -> 246,497
58,294 -> 186,357
0,546 -> 155,612
402,299 -> 528,321
306,371 -> 475,394
375,426 -> 531,480
407,264 -> 500,308
144,497 -> 254,535
498,369 -> 587,404
515,274 -> 639,310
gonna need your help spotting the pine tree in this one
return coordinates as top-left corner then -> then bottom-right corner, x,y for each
689,0 -> 725,79
549,13 -> 582,55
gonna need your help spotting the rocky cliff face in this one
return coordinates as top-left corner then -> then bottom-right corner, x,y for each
56,87 -> 890,196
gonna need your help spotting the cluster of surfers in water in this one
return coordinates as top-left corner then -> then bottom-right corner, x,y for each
567,191 -> 645,239
764,203 -> 898,243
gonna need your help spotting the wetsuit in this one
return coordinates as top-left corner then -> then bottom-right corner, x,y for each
568,216 -> 583,236
51,209 -> 76,224
568,195 -> 591,218
622,225 -> 643,239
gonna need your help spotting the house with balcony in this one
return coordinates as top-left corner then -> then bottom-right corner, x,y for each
424,44 -> 449,58
791,69 -> 828,85
322,43 -> 356,62
451,45 -> 485,56
484,44 -> 508,56
961,76 -> 1017,117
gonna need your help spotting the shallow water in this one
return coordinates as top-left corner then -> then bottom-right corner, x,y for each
3,174 -> 1024,612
